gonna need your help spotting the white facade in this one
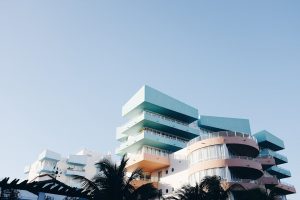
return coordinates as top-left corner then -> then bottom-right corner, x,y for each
25,149 -> 111,188
157,148 -> 189,197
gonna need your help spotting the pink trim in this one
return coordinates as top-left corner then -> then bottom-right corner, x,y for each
187,136 -> 259,154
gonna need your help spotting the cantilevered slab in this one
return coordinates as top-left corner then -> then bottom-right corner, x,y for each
122,85 -> 198,123
267,166 -> 291,179
198,115 -> 251,134
254,130 -> 285,151
38,150 -> 61,161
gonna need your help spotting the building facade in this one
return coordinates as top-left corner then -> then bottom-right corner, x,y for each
116,85 -> 295,200
25,149 -> 110,188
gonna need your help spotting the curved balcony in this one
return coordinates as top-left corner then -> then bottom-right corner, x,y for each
258,175 -> 278,187
223,178 -> 260,191
274,181 -> 296,195
187,132 -> 259,157
259,149 -> 288,165
188,156 -> 263,179
255,156 -> 276,169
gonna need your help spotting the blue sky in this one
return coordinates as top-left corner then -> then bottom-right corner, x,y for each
0,1 -> 299,198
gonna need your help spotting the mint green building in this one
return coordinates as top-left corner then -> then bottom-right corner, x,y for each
116,85 -> 295,200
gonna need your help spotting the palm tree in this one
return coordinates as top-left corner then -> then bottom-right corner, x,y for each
165,183 -> 205,200
166,176 -> 228,200
201,176 -> 228,200
74,154 -> 158,200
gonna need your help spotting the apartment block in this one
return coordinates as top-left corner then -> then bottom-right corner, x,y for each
25,149 -> 110,188
116,85 -> 295,200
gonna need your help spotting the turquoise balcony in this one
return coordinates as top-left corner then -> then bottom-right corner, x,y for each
198,115 -> 251,134
254,130 -> 285,151
116,129 -> 187,155
122,85 -> 198,123
117,111 -> 199,139
259,149 -> 288,165
267,166 -> 291,179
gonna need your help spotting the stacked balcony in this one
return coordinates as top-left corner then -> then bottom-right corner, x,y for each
117,85 -> 199,173
117,128 -> 189,154
117,111 -> 199,141
254,130 -> 284,151
65,155 -> 87,176
266,166 -> 291,179
37,150 -> 61,174
254,130 -> 295,196
259,149 -> 288,165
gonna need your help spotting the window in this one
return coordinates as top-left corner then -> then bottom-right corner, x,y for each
172,187 -> 174,191
171,168 -> 174,172
166,189 -> 168,193
165,170 -> 168,175
158,171 -> 162,181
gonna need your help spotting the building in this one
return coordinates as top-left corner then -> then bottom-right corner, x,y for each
116,85 -> 295,200
24,149 -> 111,188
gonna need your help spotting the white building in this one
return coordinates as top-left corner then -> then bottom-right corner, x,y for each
24,149 -> 111,188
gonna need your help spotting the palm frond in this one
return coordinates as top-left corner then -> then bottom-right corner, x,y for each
72,175 -> 99,194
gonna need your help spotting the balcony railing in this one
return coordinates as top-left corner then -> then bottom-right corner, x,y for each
128,146 -> 170,163
145,110 -> 189,126
223,178 -> 259,184
119,129 -> 187,150
118,111 -> 194,134
189,154 -> 257,165
143,128 -> 188,144
188,131 -> 257,146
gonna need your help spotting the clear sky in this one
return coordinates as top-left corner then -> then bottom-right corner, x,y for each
0,1 -> 299,199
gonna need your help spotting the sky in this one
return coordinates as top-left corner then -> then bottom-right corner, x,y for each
0,0 -> 299,199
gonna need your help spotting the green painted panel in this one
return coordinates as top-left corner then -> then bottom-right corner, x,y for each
198,115 -> 251,134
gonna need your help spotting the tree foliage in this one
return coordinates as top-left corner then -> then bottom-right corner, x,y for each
74,155 -> 158,200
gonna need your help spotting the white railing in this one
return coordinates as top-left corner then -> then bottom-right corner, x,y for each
118,110 -> 192,132
224,178 -> 259,184
144,110 -> 189,126
127,146 -> 170,164
229,155 -> 256,161
143,128 -> 188,144
188,131 -> 257,146
139,145 -> 170,158
120,129 -> 187,150
189,154 -> 257,165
